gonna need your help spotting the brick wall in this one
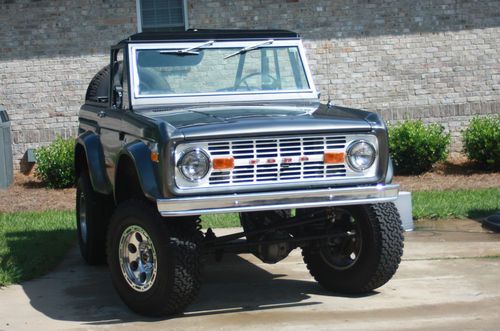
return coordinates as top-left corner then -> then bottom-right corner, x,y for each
0,0 -> 137,169
0,0 -> 499,169
188,0 -> 500,155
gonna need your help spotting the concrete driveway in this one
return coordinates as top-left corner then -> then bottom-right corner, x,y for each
1,220 -> 499,331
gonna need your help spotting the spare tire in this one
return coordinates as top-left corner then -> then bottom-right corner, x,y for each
85,64 -> 111,102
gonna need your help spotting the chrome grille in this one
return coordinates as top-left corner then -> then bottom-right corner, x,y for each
207,135 -> 347,186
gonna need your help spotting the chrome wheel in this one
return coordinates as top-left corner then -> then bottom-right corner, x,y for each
320,210 -> 363,271
78,193 -> 88,244
118,225 -> 158,292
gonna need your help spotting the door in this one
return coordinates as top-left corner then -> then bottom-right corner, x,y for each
99,48 -> 127,186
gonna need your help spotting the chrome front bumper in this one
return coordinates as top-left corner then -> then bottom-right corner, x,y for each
157,184 -> 399,216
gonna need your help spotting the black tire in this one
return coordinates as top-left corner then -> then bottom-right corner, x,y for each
76,172 -> 112,265
107,199 -> 202,317
85,65 -> 111,102
302,203 -> 404,293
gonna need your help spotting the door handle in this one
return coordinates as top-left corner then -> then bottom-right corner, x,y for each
98,110 -> 107,118
119,132 -> 125,141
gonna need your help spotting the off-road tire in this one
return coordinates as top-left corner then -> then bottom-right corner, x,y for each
302,203 -> 404,293
76,172 -> 113,265
107,199 -> 202,317
85,65 -> 111,101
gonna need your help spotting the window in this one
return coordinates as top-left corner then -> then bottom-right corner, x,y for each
136,0 -> 187,32
111,49 -> 128,109
134,46 -> 310,96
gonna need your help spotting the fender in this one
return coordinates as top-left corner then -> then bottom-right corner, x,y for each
385,157 -> 394,184
117,140 -> 161,201
75,132 -> 113,195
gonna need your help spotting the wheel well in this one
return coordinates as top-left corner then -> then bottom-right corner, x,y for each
115,156 -> 145,204
75,144 -> 88,182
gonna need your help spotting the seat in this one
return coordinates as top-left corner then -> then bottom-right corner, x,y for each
137,67 -> 172,94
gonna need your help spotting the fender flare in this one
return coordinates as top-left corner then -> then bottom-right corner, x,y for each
385,157 -> 394,184
75,132 -> 112,195
116,140 -> 161,201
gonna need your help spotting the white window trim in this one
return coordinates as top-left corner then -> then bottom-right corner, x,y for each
136,0 -> 188,33
127,40 -> 319,107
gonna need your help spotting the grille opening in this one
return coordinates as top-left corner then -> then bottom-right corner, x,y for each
205,135 -> 353,186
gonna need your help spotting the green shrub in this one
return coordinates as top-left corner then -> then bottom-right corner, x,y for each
388,120 -> 450,175
34,137 -> 75,188
463,115 -> 500,170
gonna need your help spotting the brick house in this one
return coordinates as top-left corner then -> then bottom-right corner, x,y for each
0,0 -> 499,170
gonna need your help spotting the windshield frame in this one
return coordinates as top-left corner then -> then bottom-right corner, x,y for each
128,39 -> 318,107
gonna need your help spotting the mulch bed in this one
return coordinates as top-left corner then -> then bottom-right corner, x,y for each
0,174 -> 76,213
0,157 -> 498,213
395,158 -> 500,192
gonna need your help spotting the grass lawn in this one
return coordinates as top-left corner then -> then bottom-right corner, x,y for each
0,187 -> 498,286
0,211 -> 75,286
201,213 -> 240,228
413,187 -> 500,219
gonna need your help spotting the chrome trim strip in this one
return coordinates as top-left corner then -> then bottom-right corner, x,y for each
157,184 -> 399,216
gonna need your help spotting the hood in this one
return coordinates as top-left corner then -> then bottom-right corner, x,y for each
144,104 -> 376,140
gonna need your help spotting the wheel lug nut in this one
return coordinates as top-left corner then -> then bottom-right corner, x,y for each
130,261 -> 138,271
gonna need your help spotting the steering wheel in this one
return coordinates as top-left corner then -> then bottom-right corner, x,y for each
235,72 -> 278,91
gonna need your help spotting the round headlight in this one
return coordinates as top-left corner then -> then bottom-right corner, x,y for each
178,149 -> 210,181
347,141 -> 376,171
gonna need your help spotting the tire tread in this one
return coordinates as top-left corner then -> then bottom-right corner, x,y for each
106,199 -> 202,317
76,172 -> 113,265
302,203 -> 404,293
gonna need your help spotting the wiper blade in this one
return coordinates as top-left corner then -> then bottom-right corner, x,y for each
223,39 -> 274,59
160,40 -> 215,55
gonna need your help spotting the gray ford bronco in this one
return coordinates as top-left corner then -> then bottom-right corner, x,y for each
76,29 -> 404,317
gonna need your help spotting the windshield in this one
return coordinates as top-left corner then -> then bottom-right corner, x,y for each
134,45 -> 310,97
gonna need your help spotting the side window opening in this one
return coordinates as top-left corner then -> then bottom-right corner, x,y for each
85,49 -> 127,106
111,49 -> 126,109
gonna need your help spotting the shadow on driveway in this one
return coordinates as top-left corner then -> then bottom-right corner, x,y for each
20,246 -> 375,325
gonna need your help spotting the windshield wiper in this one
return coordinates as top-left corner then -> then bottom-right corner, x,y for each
223,39 -> 274,59
160,40 -> 215,55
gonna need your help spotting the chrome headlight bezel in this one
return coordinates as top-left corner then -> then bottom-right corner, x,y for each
177,148 -> 210,182
346,140 -> 377,172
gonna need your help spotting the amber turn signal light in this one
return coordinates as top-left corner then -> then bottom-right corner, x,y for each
213,156 -> 235,170
151,151 -> 159,163
323,151 -> 345,164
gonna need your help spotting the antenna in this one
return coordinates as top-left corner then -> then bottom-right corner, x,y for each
326,40 -> 334,109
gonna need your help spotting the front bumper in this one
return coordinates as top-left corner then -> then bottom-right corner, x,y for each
157,184 -> 399,216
